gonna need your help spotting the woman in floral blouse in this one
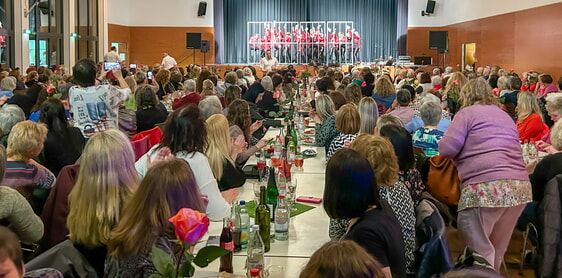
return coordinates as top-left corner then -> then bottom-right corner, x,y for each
311,94 -> 339,152
439,78 -> 532,271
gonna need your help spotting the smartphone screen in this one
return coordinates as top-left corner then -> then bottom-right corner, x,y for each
104,62 -> 120,71
147,71 -> 153,79
129,63 -> 137,68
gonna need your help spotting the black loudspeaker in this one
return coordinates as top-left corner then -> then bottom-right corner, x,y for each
197,2 -> 207,16
425,0 -> 436,14
201,40 -> 210,53
429,31 -> 448,52
186,33 -> 202,49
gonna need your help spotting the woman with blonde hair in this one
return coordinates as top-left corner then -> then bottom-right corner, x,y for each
201,79 -> 216,97
443,72 -> 468,116
344,83 -> 362,106
311,94 -> 339,152
106,159 -> 206,277
327,104 -> 360,161
372,76 -> 396,109
358,97 -> 379,135
516,91 -> 549,142
206,114 -> 247,191
67,129 -> 139,276
439,78 -> 532,271
299,240 -> 385,278
350,134 -> 416,275
4,121 -> 55,195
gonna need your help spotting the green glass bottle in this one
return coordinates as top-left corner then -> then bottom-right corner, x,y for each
290,120 -> 298,148
255,186 -> 271,252
266,166 -> 279,222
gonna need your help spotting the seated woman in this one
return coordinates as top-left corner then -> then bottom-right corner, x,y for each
28,87 -> 52,122
106,159 -> 206,277
66,129 -> 139,276
299,240 -> 385,278
135,85 -> 168,133
534,73 -> 558,98
351,135 -> 416,275
206,114 -> 246,191
0,145 -> 44,243
226,99 -> 268,165
411,101 -> 445,157
0,104 -> 26,147
528,120 -> 562,202
389,89 -> 416,125
358,97 -> 379,135
324,148 -> 406,278
39,98 -> 85,177
311,95 -> 339,153
372,76 -> 396,109
136,105 -> 236,221
536,94 -> 562,153
327,104 -> 360,161
256,76 -> 279,116
379,125 -> 425,206
405,93 -> 451,133
3,121 -> 56,197
516,91 -> 549,142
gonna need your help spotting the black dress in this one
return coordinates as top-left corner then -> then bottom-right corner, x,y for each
345,208 -> 407,278
218,159 -> 246,191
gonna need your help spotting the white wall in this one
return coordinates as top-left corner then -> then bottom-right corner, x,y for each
408,0 -> 562,27
107,0 -> 213,27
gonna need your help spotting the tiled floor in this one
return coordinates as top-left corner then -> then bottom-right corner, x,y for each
446,226 -> 536,277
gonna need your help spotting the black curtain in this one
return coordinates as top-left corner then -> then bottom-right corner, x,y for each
220,0 -> 404,64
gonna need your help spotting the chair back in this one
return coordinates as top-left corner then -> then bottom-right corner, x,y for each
131,126 -> 163,148
131,136 -> 150,161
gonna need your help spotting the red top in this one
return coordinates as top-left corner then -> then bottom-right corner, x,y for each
172,93 -> 202,110
516,113 -> 549,142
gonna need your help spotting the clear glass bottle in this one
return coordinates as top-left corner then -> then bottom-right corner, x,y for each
274,195 -> 289,241
238,200 -> 250,249
246,225 -> 265,277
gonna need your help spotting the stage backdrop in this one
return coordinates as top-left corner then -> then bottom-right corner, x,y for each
215,0 -> 407,64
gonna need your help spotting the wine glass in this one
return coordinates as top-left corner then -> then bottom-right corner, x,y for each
257,150 -> 267,181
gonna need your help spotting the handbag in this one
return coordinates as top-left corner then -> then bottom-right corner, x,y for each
426,155 -> 460,206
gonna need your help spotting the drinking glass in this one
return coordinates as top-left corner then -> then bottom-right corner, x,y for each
253,181 -> 264,204
288,178 -> 298,212
257,150 -> 267,181
294,154 -> 304,170
265,265 -> 284,278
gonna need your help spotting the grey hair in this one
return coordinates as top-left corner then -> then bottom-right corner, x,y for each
198,95 -> 222,119
420,102 -> 442,126
551,120 -> 562,151
358,97 -> 379,135
183,79 -> 196,92
444,66 -> 453,74
419,93 -> 441,105
497,76 -> 509,90
432,68 -> 441,76
134,71 -> 147,84
261,76 -> 274,91
243,67 -> 253,76
0,76 -> 16,91
0,104 -> 25,134
431,75 -> 442,86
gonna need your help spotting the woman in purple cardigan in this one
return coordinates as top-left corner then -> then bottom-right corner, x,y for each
438,78 -> 532,271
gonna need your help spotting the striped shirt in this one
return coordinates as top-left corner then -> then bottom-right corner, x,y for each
3,161 -> 56,190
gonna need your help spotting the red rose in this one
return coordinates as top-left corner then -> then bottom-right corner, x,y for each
291,77 -> 296,81
273,91 -> 281,99
168,208 -> 209,245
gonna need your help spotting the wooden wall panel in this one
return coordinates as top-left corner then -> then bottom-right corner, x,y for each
407,2 -> 562,77
108,24 -> 215,66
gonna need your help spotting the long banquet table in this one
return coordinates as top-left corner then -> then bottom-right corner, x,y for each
194,127 -> 329,277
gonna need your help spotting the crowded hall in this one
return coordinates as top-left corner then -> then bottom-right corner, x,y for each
1,0 -> 562,277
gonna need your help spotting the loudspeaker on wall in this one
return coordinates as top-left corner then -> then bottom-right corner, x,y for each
197,2 -> 207,16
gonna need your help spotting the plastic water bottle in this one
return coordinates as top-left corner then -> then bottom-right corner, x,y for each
238,200 -> 250,249
246,225 -> 265,276
274,195 -> 289,241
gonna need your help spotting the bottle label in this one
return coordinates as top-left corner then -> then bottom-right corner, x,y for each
221,241 -> 234,251
241,228 -> 249,246
267,204 -> 274,215
247,259 -> 264,272
275,220 -> 289,231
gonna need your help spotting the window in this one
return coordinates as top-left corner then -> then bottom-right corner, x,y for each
0,0 -> 14,68
28,0 -> 63,67
75,0 -> 98,61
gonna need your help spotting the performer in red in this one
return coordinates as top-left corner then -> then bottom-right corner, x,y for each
353,30 -> 361,62
328,28 -> 339,63
249,33 -> 261,63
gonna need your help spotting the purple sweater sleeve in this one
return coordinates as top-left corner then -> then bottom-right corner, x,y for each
438,111 -> 468,159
